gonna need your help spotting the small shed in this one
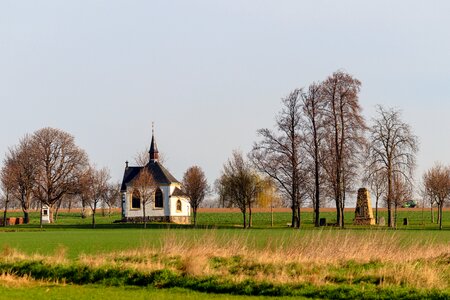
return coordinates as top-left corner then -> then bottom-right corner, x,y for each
41,205 -> 50,224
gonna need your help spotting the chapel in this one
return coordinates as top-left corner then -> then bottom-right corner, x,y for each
120,129 -> 190,224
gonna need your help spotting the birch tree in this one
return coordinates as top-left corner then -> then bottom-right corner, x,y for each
367,106 -> 418,227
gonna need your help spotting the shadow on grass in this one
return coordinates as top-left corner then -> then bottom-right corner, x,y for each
2,221 -> 447,232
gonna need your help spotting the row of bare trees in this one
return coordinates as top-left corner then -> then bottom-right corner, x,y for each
422,163 -> 450,230
250,71 -> 368,229
0,127 -> 121,227
217,70 -> 420,229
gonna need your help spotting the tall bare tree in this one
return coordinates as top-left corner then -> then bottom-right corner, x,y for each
301,82 -> 326,227
423,163 -> 450,230
31,127 -> 88,223
3,136 -> 37,224
182,165 -> 209,226
1,161 -> 15,226
131,167 -> 157,228
251,89 -> 304,228
321,71 -> 367,228
217,150 -> 260,228
367,106 -> 418,227
85,167 -> 111,228
103,182 -> 121,216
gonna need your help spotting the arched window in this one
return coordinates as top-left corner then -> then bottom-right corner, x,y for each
176,200 -> 182,212
155,188 -> 163,208
131,190 -> 141,209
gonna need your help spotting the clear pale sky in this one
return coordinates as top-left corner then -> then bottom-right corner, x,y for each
1,1 -> 450,195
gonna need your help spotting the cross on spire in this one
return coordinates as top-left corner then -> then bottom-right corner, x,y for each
149,122 -> 159,162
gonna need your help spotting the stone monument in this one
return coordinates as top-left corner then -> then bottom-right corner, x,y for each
354,188 -> 375,225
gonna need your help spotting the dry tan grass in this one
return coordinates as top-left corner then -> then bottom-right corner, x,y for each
2,230 -> 449,290
0,273 -> 64,288
78,230 -> 450,289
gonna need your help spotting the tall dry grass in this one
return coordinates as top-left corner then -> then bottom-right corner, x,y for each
77,229 -> 449,289
2,230 -> 449,289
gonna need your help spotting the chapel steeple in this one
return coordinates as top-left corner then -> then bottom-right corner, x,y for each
149,123 -> 159,162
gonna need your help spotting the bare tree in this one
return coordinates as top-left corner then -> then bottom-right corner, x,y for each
363,166 -> 386,224
251,89 -> 304,228
75,169 -> 91,219
423,163 -> 450,230
131,167 -> 157,228
103,182 -> 121,216
2,136 -> 37,224
217,150 -> 260,228
321,71 -> 367,228
1,161 -> 15,226
301,82 -> 326,227
391,174 -> 412,228
31,127 -> 89,224
182,165 -> 209,226
86,167 -> 111,228
367,106 -> 418,227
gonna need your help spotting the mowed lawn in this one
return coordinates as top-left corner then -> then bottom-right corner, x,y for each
0,285 -> 304,300
0,210 -> 448,258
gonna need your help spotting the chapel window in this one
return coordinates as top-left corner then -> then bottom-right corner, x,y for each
155,188 -> 163,208
176,200 -> 182,212
131,191 -> 141,209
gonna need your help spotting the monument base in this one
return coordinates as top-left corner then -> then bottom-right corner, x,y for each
353,217 -> 375,225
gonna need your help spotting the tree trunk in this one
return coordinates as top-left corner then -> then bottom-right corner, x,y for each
143,202 -> 147,229
439,203 -> 443,230
21,194 -> 30,224
339,202 -> 345,229
297,203 -> 301,229
387,169 -> 393,227
335,196 -> 340,227
248,205 -> 252,228
242,206 -> 247,229
92,202 -> 97,229
39,201 -> 43,228
81,199 -> 87,219
431,205 -> 434,223
394,203 -> 398,229
23,211 -> 29,224
437,204 -> 441,225
54,199 -> 62,222
314,153 -> 320,227
49,204 -> 54,223
375,196 -> 379,225
271,204 -> 273,227
193,209 -> 197,227
2,192 -> 8,227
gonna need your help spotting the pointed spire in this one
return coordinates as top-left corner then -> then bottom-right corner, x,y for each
149,122 -> 159,162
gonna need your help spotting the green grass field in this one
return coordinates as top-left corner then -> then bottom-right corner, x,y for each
0,285 -> 304,300
0,209 -> 448,299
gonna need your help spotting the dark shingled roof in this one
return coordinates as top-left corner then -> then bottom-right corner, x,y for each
171,187 -> 187,197
120,161 -> 180,192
